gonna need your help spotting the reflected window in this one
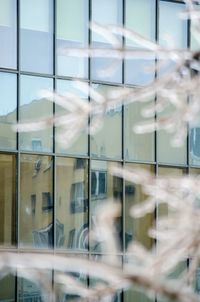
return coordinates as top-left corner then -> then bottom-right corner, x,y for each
42,192 -> 53,211
56,79 -> 88,156
91,0 -> 122,83
0,154 -> 16,246
19,154 -> 53,248
20,0 -> 53,73
19,75 -> 53,152
91,170 -> 107,198
0,0 -> 17,69
56,157 -> 88,251
0,72 -> 17,150
91,84 -> 122,160
56,0 -> 88,78
90,160 -> 122,252
18,273 -> 52,302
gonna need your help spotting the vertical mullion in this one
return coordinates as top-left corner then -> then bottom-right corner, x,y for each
88,0 -> 92,291
122,0 -> 125,258
16,0 -> 20,300
155,2 -> 159,302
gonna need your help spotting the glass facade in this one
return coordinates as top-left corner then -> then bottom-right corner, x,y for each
0,0 -> 196,301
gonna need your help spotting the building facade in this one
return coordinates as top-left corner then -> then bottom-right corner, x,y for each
0,0 -> 199,301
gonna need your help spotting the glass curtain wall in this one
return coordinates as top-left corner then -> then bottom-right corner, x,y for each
0,1 -> 196,302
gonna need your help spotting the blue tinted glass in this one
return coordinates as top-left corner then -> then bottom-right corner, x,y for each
91,84 -> 122,160
56,0 -> 88,78
20,75 -> 53,152
0,0 -> 17,69
56,79 -> 88,156
20,0 -> 53,74
91,0 -> 122,83
125,0 -> 155,86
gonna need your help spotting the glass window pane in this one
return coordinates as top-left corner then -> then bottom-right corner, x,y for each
0,154 -> 16,246
18,272 -> 52,302
0,72 -> 17,149
91,0 -> 122,83
0,275 -> 15,302
55,254 -> 88,301
157,166 -> 186,227
157,102 -> 187,165
125,0 -> 155,86
124,287 -> 154,302
20,0 -> 53,74
190,124 -> 200,166
56,0 -> 88,78
19,75 -> 53,152
56,157 -> 88,251
56,80 -> 88,156
0,0 -> 17,69
190,5 -> 200,50
158,2 -> 187,77
90,160 -> 122,252
156,261 -> 187,302
125,0 -> 155,44
91,84 -> 122,160
19,154 -> 53,248
125,163 -> 154,250
124,100 -> 155,162
159,2 -> 187,49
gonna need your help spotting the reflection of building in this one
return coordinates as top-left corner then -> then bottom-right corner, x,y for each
0,1 -> 200,302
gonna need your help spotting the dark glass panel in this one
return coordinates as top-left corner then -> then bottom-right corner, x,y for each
190,125 -> 200,166
19,75 -> 53,152
19,154 -> 53,248
0,275 -> 15,302
157,167 -> 186,230
0,72 -> 17,149
0,0 -> 17,69
125,163 -> 154,250
91,84 -> 122,160
56,0 -> 88,78
56,80 -> 88,156
124,288 -> 154,302
0,154 -> 16,246
91,0 -> 122,83
124,100 -> 155,162
56,157 -> 88,251
90,160 -> 122,252
20,0 -> 53,74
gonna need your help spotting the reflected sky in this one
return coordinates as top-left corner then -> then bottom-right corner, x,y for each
56,79 -> 88,99
20,75 -> 53,106
0,72 -> 16,115
159,1 -> 187,48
